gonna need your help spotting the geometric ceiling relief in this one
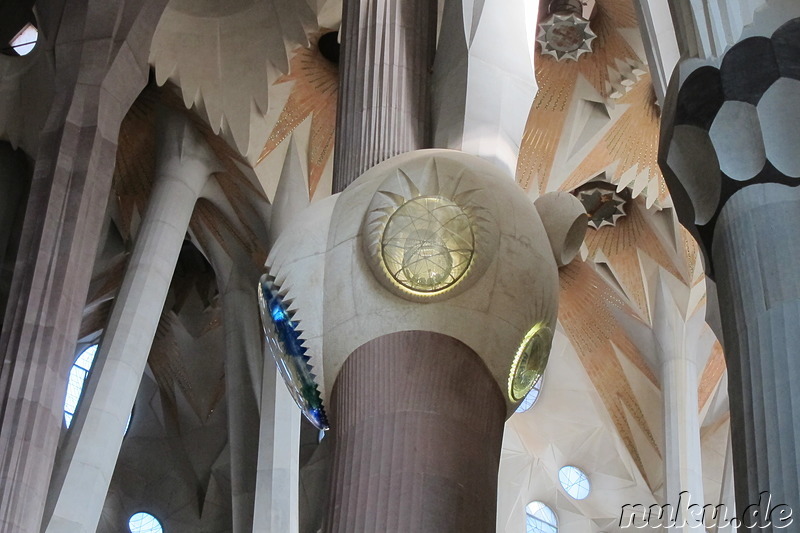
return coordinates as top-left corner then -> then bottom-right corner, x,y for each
113,84 -> 265,246
517,0 -> 642,194
537,12 -> 597,62
698,340 -> 726,414
150,0 -> 317,154
258,31 -> 339,198
574,181 -> 628,229
499,332 -> 659,533
560,76 -> 667,207
558,261 -> 661,486
146,286 -> 227,517
582,198 -> 688,324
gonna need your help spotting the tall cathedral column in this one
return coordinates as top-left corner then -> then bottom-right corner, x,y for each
653,277 -> 704,529
660,14 -> 800,523
261,150 -> 587,533
44,110 -> 219,533
332,0 -> 437,191
0,2 -> 167,531
325,331 -> 506,532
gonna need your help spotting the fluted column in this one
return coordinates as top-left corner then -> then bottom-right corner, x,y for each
660,14 -> 800,525
324,331 -> 506,533
332,0 -> 437,192
44,110 -> 218,533
712,184 -> 800,518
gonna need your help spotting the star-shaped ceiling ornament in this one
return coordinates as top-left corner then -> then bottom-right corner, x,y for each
537,12 -> 597,61
575,185 -> 628,229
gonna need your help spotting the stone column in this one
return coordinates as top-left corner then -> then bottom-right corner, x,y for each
0,144 -> 26,276
324,331 -> 506,533
653,279 -> 705,529
0,2 -> 167,531
220,281 -> 264,533
660,14 -> 800,524
662,355 -> 704,526
44,110 -> 218,533
332,0 -> 437,192
0,144 -> 27,327
253,358 -> 301,533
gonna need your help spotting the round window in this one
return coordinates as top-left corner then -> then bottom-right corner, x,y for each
381,195 -> 474,293
558,465 -> 590,500
128,512 -> 162,533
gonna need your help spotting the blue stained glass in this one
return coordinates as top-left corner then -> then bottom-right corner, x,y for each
258,274 -> 329,430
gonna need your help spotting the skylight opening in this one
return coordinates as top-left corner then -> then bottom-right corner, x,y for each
8,23 -> 38,56
558,465 -> 591,500
526,501 -> 558,533
515,375 -> 543,413
63,345 -> 97,428
128,512 -> 163,533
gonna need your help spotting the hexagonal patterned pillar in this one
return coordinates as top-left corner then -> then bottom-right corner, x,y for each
660,16 -> 800,521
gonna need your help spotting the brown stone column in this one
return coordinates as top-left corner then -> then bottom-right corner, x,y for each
324,330 -> 506,533
332,0 -> 437,192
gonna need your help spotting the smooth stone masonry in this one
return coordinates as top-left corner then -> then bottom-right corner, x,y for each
44,110 -> 218,533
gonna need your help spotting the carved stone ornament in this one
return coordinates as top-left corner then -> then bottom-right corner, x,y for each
362,157 -> 500,302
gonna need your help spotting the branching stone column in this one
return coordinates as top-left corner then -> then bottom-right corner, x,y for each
253,357 -> 301,533
653,276 -> 705,529
197,221 -> 267,533
44,110 -> 220,533
0,2 -> 167,530
332,0 -> 437,192
660,14 -> 800,524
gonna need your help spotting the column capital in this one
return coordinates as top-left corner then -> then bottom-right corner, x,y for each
659,14 -> 800,278
155,107 -> 224,189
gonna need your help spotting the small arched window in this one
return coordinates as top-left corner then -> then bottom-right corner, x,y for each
63,345 -> 97,428
128,512 -> 163,533
526,501 -> 557,533
7,23 -> 38,56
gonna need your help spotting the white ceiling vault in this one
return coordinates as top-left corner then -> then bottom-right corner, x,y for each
144,0 -> 731,531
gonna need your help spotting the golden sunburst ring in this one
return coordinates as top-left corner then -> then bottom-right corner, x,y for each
381,196 -> 474,292
362,157 -> 499,302
508,324 -> 554,402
